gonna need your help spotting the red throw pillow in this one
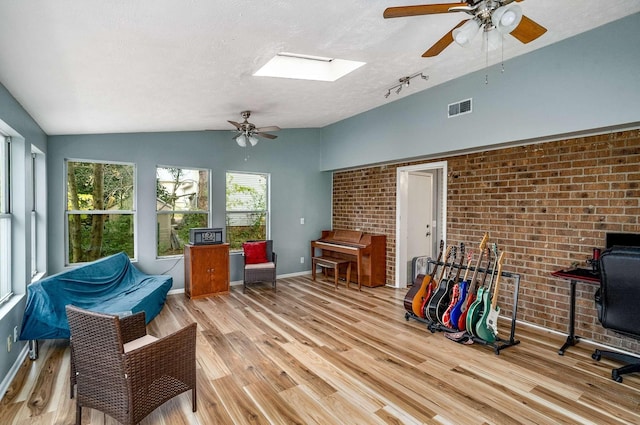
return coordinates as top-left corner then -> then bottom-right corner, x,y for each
243,241 -> 268,264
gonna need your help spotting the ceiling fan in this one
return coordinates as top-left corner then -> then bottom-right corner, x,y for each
227,111 -> 280,147
383,0 -> 547,57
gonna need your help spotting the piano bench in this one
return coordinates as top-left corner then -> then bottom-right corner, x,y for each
312,256 -> 358,290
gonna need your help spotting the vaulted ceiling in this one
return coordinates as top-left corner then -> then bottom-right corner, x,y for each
0,1 -> 638,135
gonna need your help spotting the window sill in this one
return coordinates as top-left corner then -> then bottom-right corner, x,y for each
31,271 -> 46,284
0,293 -> 25,320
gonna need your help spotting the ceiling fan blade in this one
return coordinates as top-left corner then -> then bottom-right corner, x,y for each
383,3 -> 462,18
509,15 -> 547,44
227,120 -> 242,130
255,126 -> 280,133
256,132 -> 278,140
422,20 -> 467,57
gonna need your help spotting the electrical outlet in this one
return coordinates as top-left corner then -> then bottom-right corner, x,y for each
300,256 -> 304,264
7,335 -> 11,352
13,326 -> 18,343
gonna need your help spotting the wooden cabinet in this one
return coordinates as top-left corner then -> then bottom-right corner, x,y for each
184,243 -> 229,299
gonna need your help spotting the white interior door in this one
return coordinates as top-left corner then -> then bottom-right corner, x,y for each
395,161 -> 447,288
407,172 -> 433,268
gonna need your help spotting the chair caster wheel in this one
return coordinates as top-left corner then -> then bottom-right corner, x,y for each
592,350 -> 601,361
405,312 -> 410,321
612,371 -> 623,383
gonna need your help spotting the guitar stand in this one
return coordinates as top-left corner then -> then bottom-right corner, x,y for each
404,258 -> 522,355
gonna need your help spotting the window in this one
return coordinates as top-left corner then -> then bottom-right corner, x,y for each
66,160 -> 135,264
226,171 -> 269,251
156,167 -> 210,257
0,136 -> 11,304
30,147 -> 46,278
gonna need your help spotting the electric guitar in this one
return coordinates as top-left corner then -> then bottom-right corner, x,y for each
424,245 -> 457,322
441,247 -> 472,328
455,233 -> 489,330
476,251 -> 506,342
435,243 -> 465,326
421,245 -> 453,319
403,240 -> 444,317
466,243 -> 499,337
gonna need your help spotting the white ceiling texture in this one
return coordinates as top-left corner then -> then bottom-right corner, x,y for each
0,1 -> 639,136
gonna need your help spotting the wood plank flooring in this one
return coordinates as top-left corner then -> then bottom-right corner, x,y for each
3,274 -> 640,424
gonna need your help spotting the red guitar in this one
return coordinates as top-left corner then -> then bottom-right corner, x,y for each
442,248 -> 472,328
457,233 -> 490,331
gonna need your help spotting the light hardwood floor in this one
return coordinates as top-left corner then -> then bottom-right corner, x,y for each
2,274 -> 640,425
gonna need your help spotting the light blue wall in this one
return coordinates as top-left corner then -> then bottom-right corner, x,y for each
0,82 -> 47,388
47,129 -> 332,285
320,13 -> 640,171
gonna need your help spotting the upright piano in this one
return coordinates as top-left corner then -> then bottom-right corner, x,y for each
311,229 -> 387,287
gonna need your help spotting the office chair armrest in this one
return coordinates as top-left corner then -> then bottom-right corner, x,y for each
594,287 -> 603,323
118,311 -> 148,344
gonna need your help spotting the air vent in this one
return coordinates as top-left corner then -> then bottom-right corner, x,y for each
448,98 -> 472,118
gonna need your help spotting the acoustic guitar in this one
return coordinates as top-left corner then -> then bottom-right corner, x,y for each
476,251 -> 506,342
441,247 -> 471,328
434,243 -> 465,326
454,233 -> 489,330
466,243 -> 499,337
421,245 -> 453,320
403,240 -> 444,317
424,245 -> 457,322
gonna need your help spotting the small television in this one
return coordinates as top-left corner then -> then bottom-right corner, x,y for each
605,232 -> 640,249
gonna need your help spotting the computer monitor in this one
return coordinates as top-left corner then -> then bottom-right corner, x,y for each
606,232 -> 640,248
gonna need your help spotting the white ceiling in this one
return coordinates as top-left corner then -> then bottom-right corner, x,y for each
0,1 -> 638,136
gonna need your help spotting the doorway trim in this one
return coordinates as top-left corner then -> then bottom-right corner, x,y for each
395,161 -> 447,288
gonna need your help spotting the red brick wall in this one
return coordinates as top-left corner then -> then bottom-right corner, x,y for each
332,129 -> 640,351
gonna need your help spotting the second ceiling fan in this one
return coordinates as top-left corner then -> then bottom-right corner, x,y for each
384,0 -> 547,57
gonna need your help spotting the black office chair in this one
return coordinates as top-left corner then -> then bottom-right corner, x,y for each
592,246 -> 640,382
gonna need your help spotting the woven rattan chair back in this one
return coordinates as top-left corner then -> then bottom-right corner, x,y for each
66,305 -> 197,425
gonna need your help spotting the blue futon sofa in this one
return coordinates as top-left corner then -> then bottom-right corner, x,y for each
20,252 -> 172,340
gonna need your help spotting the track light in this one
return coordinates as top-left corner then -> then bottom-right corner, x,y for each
384,72 -> 429,98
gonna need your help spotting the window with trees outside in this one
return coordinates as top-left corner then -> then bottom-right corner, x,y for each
226,171 -> 269,252
66,160 -> 135,265
156,167 -> 210,257
0,136 -> 11,304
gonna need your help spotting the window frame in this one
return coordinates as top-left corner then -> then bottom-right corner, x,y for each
0,136 -> 12,305
155,165 -> 211,258
64,159 -> 137,265
225,171 -> 270,252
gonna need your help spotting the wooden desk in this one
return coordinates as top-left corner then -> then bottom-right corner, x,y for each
551,268 -> 600,355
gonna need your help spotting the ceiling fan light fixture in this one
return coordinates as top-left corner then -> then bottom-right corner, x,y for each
453,19 -> 480,47
485,28 -> 503,51
248,135 -> 259,146
492,4 -> 523,34
235,134 -> 248,147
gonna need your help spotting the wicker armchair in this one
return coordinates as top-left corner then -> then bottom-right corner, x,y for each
243,240 -> 277,293
66,305 -> 197,425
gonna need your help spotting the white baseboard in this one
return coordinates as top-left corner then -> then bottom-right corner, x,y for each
168,270 -> 313,293
0,343 -> 29,403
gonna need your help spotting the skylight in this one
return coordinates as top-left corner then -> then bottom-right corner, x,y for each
253,52 -> 365,82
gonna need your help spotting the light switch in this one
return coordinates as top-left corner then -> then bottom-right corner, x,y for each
300,217 -> 305,225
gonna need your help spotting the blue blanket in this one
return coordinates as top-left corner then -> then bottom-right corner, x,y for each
20,252 -> 172,340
